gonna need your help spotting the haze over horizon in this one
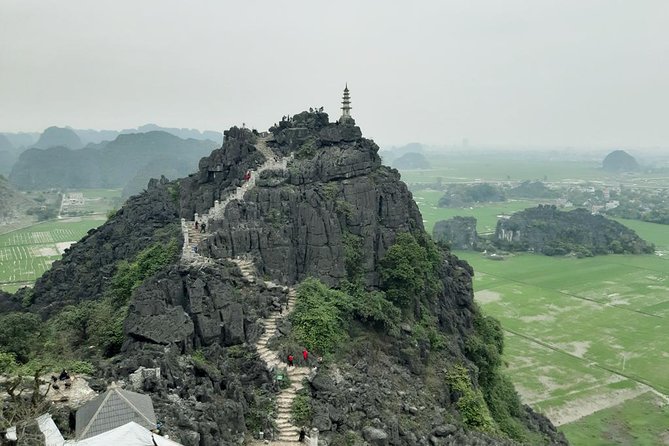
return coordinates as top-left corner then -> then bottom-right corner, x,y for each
1,1 -> 668,149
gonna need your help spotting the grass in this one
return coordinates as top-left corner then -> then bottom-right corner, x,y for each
560,392 -> 669,446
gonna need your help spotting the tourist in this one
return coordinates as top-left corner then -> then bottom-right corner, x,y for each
59,370 -> 70,381
298,428 -> 306,443
194,221 -> 199,230
287,354 -> 294,366
302,349 -> 309,362
200,223 -> 206,233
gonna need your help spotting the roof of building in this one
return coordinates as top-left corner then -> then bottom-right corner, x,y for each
75,387 -> 156,439
67,422 -> 182,446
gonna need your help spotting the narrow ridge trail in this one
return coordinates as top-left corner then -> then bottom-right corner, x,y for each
180,136 -> 309,444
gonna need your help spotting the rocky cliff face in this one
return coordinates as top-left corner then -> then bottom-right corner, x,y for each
4,111 -> 567,446
433,217 -> 479,250
21,176 -> 180,317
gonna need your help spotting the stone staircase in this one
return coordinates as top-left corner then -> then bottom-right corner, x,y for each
233,259 -> 311,443
180,135 -> 290,262
179,135 -> 310,444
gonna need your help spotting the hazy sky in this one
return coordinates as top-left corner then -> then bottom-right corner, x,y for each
1,1 -> 668,148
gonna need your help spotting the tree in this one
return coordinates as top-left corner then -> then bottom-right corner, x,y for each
0,313 -> 42,363
379,233 -> 441,308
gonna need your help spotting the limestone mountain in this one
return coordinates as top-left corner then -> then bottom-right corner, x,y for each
0,175 -> 35,223
0,133 -> 13,151
391,152 -> 431,169
34,126 -> 83,150
74,124 -> 222,146
433,216 -> 479,250
2,111 -> 567,445
602,150 -> 639,172
9,131 -> 217,192
495,204 -> 654,256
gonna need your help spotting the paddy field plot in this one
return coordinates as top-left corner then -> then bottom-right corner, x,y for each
410,187 -> 669,445
0,217 -> 106,291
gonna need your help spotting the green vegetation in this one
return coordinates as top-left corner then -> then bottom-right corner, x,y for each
445,364 -> 496,431
296,137 -> 319,160
561,392 -> 669,446
111,239 -> 179,306
291,278 -> 400,355
0,238 -> 180,379
438,183 -> 506,208
291,393 -> 312,426
465,309 -> 526,440
342,232 -> 363,281
0,216 -> 107,291
379,232 -> 442,309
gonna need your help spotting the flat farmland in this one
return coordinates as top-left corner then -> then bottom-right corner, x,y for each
432,209 -> 669,445
0,217 -> 105,291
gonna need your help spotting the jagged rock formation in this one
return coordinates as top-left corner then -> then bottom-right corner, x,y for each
34,126 -> 83,150
9,131 -> 216,191
433,217 -> 479,250
5,111 -> 568,446
495,205 -> 654,256
602,150 -> 639,172
23,176 -> 180,317
391,152 -> 431,169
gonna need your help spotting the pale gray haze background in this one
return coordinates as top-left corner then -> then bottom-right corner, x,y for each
1,0 -> 667,148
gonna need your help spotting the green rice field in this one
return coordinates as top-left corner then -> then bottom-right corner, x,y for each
404,157 -> 669,445
0,216 -> 106,292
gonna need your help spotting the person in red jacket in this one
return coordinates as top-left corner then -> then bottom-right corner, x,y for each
302,349 -> 309,362
287,354 -> 294,366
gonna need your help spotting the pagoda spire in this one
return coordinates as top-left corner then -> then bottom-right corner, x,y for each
339,84 -> 352,123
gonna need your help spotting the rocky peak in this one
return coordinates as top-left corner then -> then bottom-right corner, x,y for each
178,111 -> 420,288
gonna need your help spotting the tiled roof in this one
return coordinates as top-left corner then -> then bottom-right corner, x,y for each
75,388 -> 156,439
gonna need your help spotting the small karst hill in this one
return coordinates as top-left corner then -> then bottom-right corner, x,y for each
1,109 -> 567,446
495,204 -> 654,256
602,149 -> 639,172
391,151 -> 431,169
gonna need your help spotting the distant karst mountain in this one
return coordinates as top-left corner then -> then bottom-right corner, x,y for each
9,131 -> 217,193
602,150 -> 639,172
73,124 -> 223,145
0,175 -> 35,223
391,151 -> 431,169
495,204 -> 653,256
34,126 -> 83,150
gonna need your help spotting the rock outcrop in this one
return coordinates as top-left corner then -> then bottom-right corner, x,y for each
433,217 -> 479,250
495,205 -> 654,256
602,150 -> 639,172
23,176 -> 180,317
